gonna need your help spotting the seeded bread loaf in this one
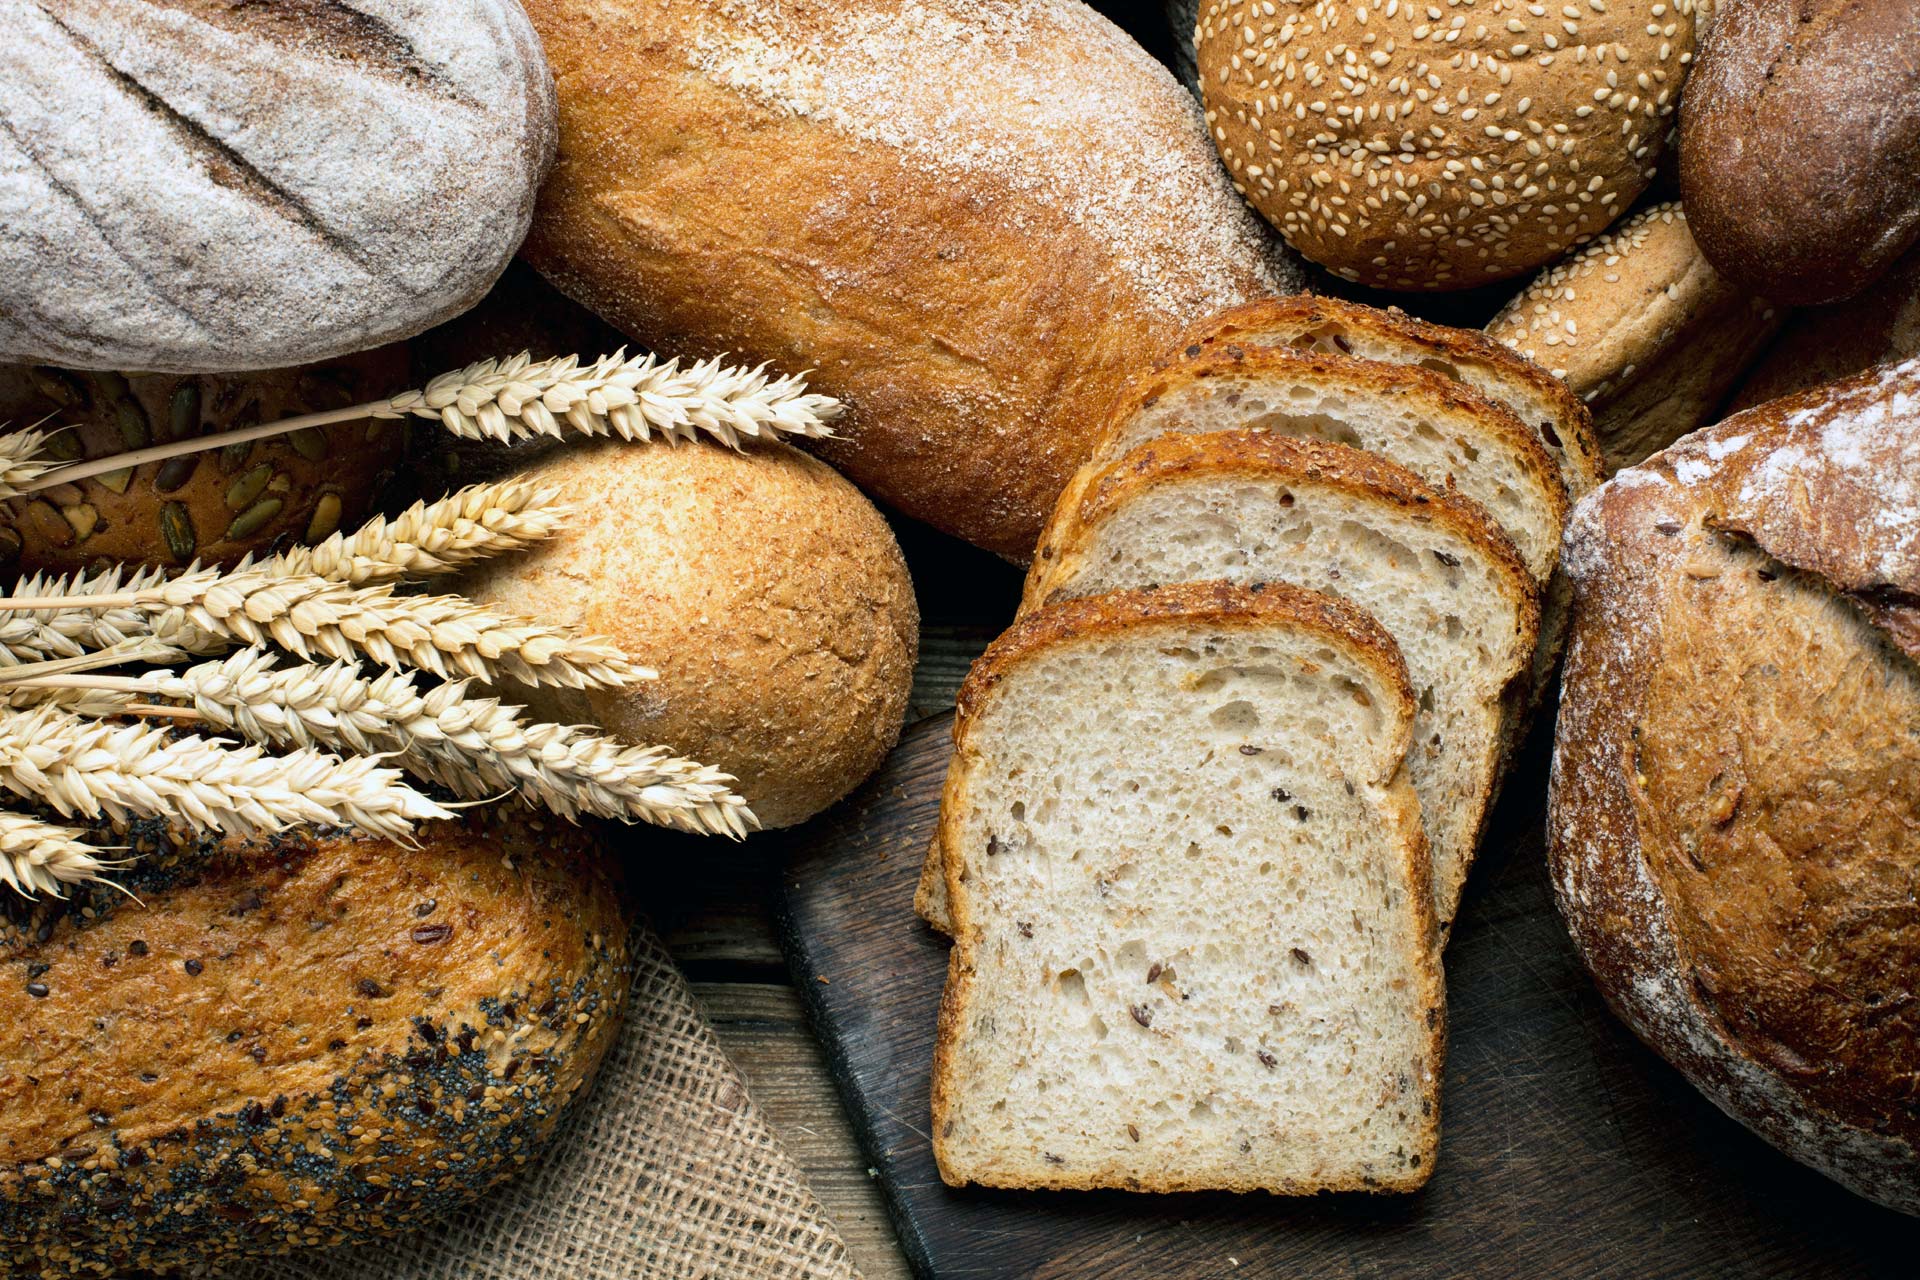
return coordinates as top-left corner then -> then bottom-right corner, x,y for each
0,0 -> 555,372
1026,433 -> 1539,934
518,0 -> 1301,562
1729,247 -> 1920,413
1487,202 -> 1784,472
931,581 -> 1444,1193
457,438 -> 918,829
1679,0 -> 1920,305
0,350 -> 408,576
1550,355 -> 1920,1214
1195,0 -> 1703,289
0,809 -> 631,1276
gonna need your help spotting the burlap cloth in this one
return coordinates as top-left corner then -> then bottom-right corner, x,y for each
252,923 -> 863,1280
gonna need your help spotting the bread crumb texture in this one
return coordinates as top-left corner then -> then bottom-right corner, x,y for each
1197,0 -> 1700,289
0,809 -> 631,1276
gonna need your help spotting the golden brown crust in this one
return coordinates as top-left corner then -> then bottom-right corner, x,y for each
1172,293 -> 1604,499
520,0 -> 1298,562
1550,355 -> 1920,1214
0,809 -> 630,1275
0,350 -> 409,576
458,438 -> 918,829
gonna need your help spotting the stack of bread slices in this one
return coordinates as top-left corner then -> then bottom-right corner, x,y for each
927,296 -> 1598,1195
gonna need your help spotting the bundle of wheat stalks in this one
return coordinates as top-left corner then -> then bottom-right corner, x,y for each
0,350 -> 841,900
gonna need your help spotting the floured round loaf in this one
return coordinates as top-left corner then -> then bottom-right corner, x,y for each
458,439 -> 919,829
520,0 -> 1302,561
1551,355 -> 1920,1213
0,0 -> 556,372
1196,0 -> 1702,290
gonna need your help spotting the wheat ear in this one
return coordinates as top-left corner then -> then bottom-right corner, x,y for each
91,651 -> 753,836
267,478 -> 571,585
22,352 -> 841,492
0,567 -> 226,667
0,811 -> 122,899
0,704 -> 450,840
0,428 -> 57,500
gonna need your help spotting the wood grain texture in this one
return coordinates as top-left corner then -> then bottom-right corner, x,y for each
773,712 -> 1916,1279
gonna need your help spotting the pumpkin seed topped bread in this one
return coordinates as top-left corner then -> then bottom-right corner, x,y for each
0,808 -> 630,1277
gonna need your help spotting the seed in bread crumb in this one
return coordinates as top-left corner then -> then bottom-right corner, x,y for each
1292,947 -> 1313,966
1127,1124 -> 1141,1142
1130,1004 -> 1153,1028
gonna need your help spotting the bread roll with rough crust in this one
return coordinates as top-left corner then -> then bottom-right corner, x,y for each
1729,247 -> 1920,413
1487,202 -> 1783,472
1551,355 -> 1920,1215
519,0 -> 1302,562
0,810 -> 631,1275
1196,0 -> 1702,290
1679,0 -> 1920,306
0,0 -> 555,373
458,439 -> 918,830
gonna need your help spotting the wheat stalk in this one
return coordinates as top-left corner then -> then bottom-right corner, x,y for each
267,478 -> 570,585
0,810 -> 122,899
21,351 -> 842,492
77,651 -> 754,835
0,428 -> 57,500
0,703 -> 450,840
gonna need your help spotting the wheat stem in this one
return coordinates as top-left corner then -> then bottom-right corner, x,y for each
0,811 -> 123,899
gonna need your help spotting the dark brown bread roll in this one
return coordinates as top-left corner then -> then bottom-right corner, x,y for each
0,810 -> 631,1275
1728,246 -> 1920,412
0,349 -> 409,577
1551,356 -> 1920,1213
1679,0 -> 1920,305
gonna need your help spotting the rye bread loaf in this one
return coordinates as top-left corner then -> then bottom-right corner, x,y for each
457,439 -> 918,829
1550,355 -> 1920,1214
0,350 -> 408,576
931,581 -> 1444,1194
1195,0 -> 1703,289
518,0 -> 1301,562
0,809 -> 631,1275
1679,0 -> 1920,305
1729,246 -> 1920,413
1487,202 -> 1784,472
0,0 -> 555,373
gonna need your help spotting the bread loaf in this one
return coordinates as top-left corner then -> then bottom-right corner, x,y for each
931,581 -> 1444,1193
1729,247 -> 1920,413
1679,0 -> 1920,305
518,0 -> 1301,562
1550,355 -> 1920,1214
0,809 -> 631,1275
1195,0 -> 1702,289
458,439 -> 918,829
0,349 -> 408,576
1487,202 -> 1783,472
0,0 -> 555,373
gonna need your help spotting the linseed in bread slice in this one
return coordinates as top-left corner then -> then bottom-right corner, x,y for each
930,581 -> 1444,1194
1025,433 -> 1539,933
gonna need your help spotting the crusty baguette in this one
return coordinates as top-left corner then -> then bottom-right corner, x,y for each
1026,432 -> 1539,934
519,0 -> 1300,561
1551,355 -> 1920,1214
931,581 -> 1444,1193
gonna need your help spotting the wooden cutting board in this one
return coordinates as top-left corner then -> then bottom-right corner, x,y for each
773,712 -> 1912,1279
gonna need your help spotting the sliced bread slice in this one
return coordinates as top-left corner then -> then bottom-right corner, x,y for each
931,581 -> 1444,1194
1027,432 -> 1539,933
1040,347 -> 1570,586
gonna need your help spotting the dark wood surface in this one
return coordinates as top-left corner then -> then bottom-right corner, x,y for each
773,712 -> 1916,1280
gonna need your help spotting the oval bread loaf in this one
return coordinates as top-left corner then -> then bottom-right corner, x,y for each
1551,355 -> 1920,1214
1678,0 -> 1920,305
0,0 -> 555,372
458,439 -> 918,829
519,0 -> 1301,562
1196,0 -> 1702,289
0,810 -> 631,1275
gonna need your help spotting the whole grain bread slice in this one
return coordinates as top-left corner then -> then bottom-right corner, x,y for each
930,581 -> 1444,1194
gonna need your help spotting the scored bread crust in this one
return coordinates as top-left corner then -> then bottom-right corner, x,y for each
931,580 -> 1445,1193
1174,294 -> 1604,502
1550,356 -> 1920,1213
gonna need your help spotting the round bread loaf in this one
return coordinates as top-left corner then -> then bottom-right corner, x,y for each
0,0 -> 555,372
1730,247 -> 1920,413
0,349 -> 409,575
519,0 -> 1300,562
1551,355 -> 1920,1214
0,809 -> 631,1275
1487,202 -> 1782,472
1679,0 -> 1920,306
1196,0 -> 1701,290
459,440 -> 918,829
